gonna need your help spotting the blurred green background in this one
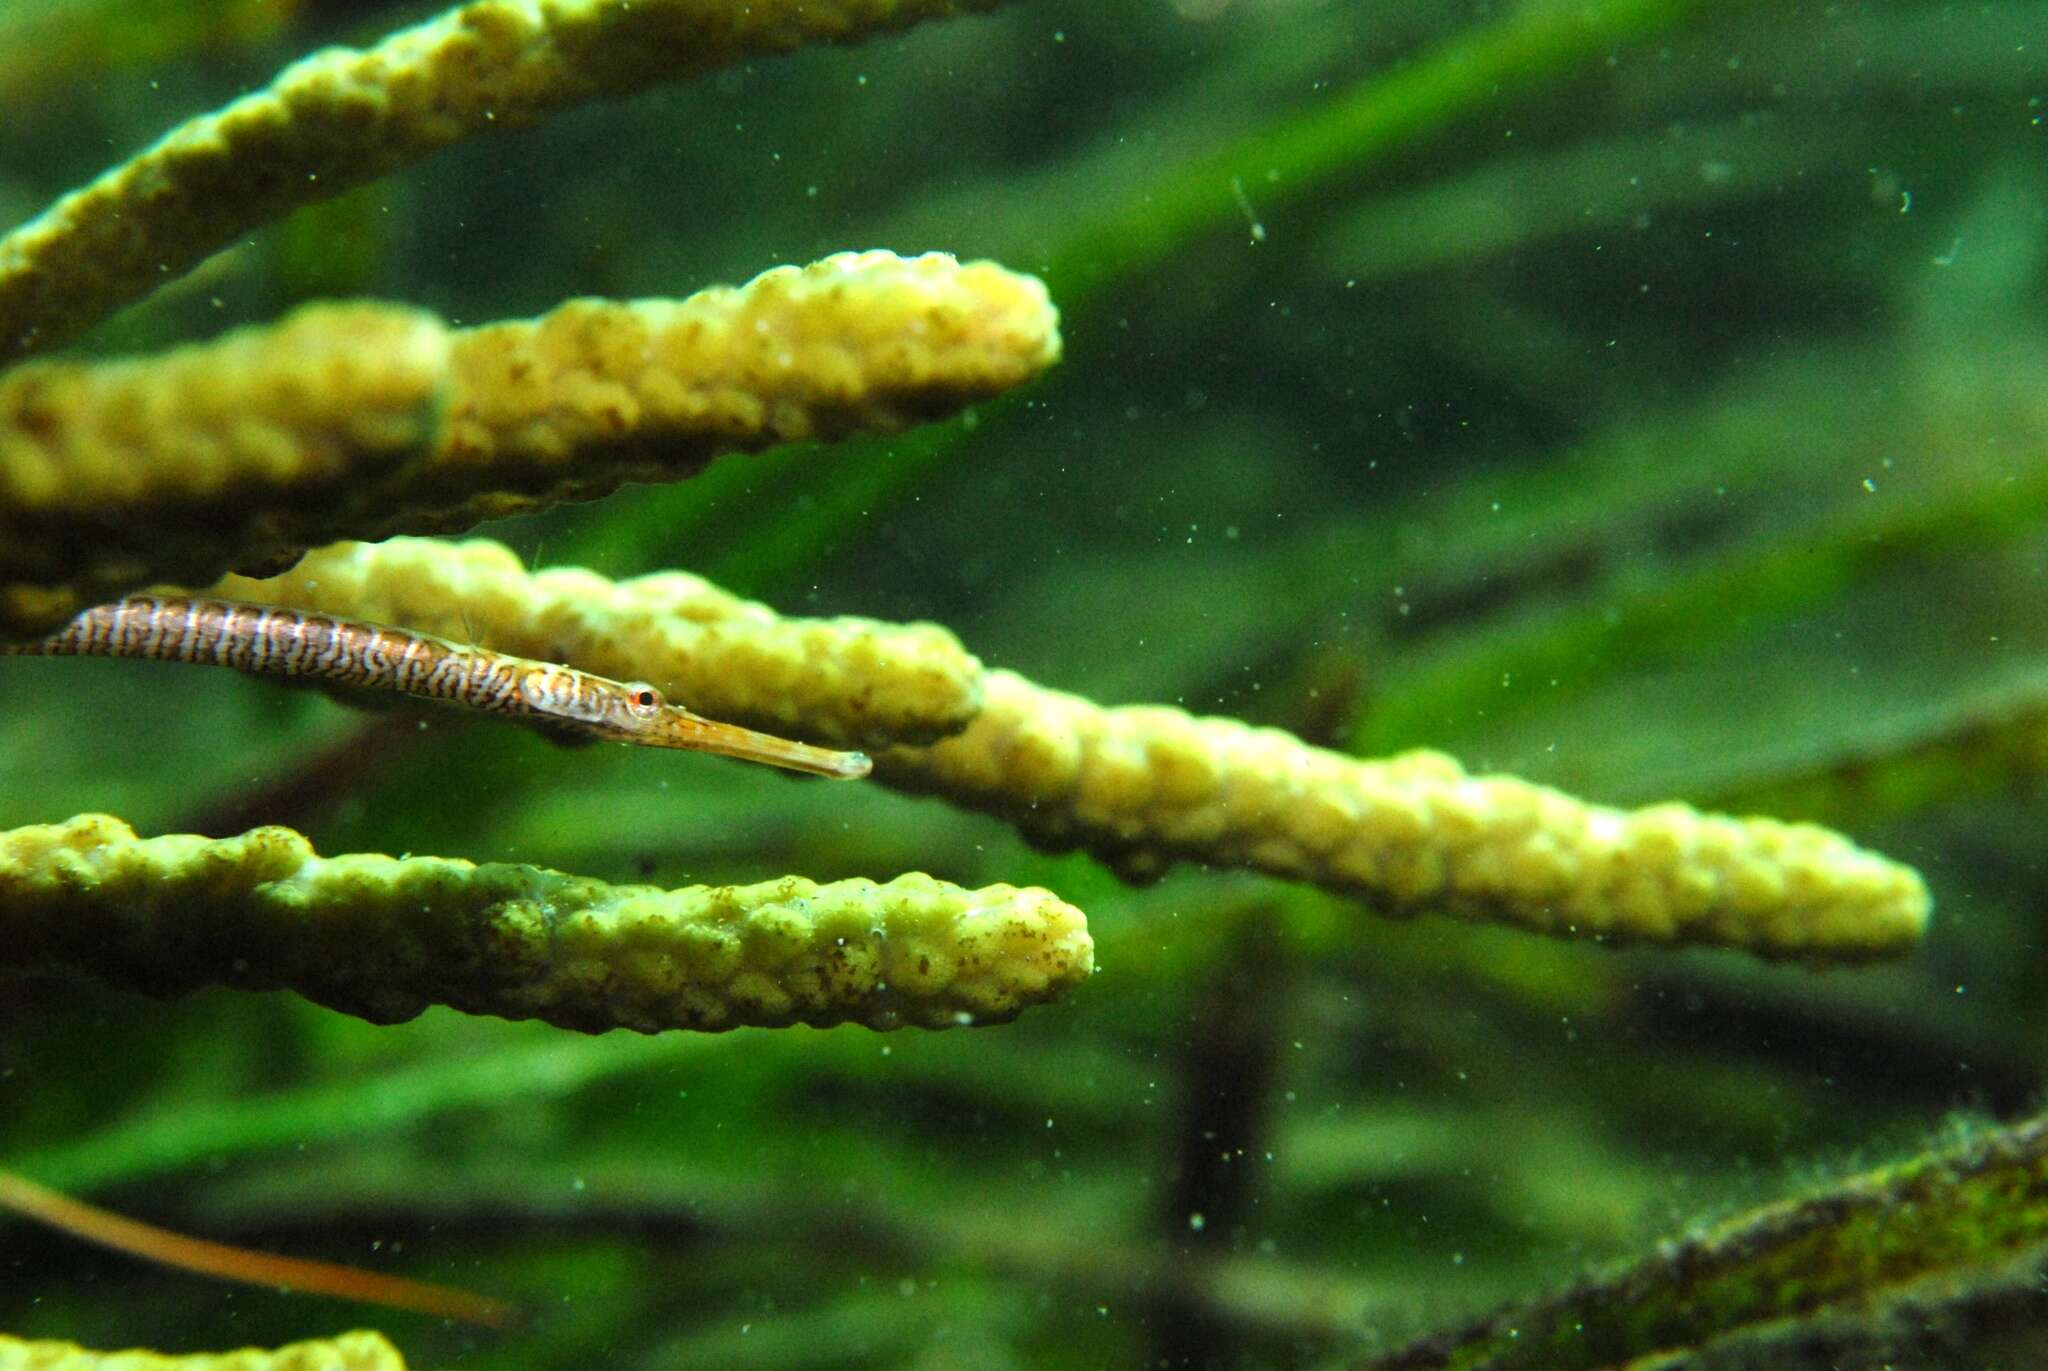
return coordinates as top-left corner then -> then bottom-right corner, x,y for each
3,0 -> 2047,1366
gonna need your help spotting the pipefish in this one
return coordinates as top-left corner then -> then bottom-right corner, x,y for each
3,595 -> 871,780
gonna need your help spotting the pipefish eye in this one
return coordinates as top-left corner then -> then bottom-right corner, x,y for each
624,682 -> 664,716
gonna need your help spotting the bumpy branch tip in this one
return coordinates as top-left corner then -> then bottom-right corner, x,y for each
879,671 -> 1931,961
0,0 -> 1013,359
0,251 -> 1060,636
0,815 -> 1094,1032
0,1330 -> 406,1371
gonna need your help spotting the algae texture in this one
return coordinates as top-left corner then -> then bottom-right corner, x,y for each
4,1 -> 2047,1368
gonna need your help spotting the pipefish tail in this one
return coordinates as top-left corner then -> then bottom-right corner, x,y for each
3,596 -> 872,780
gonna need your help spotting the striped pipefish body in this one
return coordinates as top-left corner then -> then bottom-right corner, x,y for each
4,596 -> 871,779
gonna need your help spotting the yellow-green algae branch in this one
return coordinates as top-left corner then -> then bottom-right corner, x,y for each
0,815 -> 1093,1032
0,250 -> 1059,637
214,538 -> 1929,960
0,1330 -> 406,1371
0,0 -> 1012,360
213,537 -> 986,750
879,671 -> 1929,961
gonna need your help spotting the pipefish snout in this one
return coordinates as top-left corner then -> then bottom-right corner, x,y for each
525,668 -> 874,778
4,596 -> 872,780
